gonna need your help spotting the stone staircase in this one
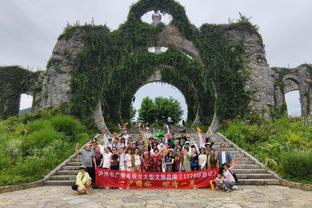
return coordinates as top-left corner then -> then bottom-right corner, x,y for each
44,133 -> 280,186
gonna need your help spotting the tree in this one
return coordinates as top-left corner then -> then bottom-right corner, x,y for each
138,96 -> 183,124
138,97 -> 156,124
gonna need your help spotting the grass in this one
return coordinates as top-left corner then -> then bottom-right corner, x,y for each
0,113 -> 93,186
220,117 -> 312,184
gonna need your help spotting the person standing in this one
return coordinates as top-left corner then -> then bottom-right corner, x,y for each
208,148 -> 218,169
76,143 -> 94,184
198,148 -> 207,170
102,147 -> 112,169
110,147 -> 120,170
217,143 -> 233,172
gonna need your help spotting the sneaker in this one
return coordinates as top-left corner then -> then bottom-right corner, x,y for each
232,186 -> 239,190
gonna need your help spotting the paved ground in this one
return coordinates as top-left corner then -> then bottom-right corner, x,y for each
0,186 -> 311,208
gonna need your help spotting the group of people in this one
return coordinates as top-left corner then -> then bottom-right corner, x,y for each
73,123 -> 238,194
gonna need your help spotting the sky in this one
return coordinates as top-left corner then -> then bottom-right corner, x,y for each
2,0 -> 310,117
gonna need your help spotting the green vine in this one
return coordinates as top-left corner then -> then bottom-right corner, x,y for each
65,0 -> 258,127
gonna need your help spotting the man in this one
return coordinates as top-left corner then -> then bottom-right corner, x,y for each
102,147 -> 112,169
102,128 -> 112,148
76,143 -> 94,184
217,143 -> 233,172
74,166 -> 92,194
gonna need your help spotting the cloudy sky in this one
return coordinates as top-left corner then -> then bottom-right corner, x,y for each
1,0 -> 310,118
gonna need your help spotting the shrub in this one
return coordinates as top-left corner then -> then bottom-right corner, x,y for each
280,151 -> 312,181
21,128 -> 66,155
50,115 -> 83,142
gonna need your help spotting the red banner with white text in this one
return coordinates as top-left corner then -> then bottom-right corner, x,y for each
95,168 -> 218,189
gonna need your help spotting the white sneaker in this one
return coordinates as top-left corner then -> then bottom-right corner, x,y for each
232,186 -> 238,190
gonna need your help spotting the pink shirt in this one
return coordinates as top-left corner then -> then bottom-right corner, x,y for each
222,167 -> 235,182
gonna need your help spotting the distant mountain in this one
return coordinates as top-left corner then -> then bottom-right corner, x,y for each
19,107 -> 32,115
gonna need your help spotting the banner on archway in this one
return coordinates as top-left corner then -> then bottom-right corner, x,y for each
95,169 -> 218,189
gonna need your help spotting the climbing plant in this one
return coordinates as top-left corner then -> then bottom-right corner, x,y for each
65,0 -> 260,127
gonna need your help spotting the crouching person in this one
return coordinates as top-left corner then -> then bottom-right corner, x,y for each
72,166 -> 92,194
220,162 -> 237,192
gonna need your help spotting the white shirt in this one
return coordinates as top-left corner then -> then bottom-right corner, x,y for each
125,154 -> 132,167
221,151 -> 226,164
98,144 -> 105,155
134,155 -> 141,166
119,153 -> 125,168
102,152 -> 112,168
198,154 -> 207,168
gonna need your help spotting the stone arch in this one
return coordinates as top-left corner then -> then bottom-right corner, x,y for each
0,66 -> 39,119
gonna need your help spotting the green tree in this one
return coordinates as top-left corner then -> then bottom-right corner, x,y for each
139,97 -> 183,124
138,97 -> 156,124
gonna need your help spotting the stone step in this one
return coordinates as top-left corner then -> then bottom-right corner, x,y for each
62,166 -> 81,170
50,175 -> 76,180
234,164 -> 261,169
67,161 -> 82,166
236,174 -> 274,179
56,170 -> 78,175
45,180 -> 75,186
237,179 -> 280,185
234,169 -> 267,174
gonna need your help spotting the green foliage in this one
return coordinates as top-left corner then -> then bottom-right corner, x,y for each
139,97 -> 156,124
221,117 -> 312,183
0,113 -> 92,186
281,151 -> 312,182
63,0 -> 260,127
0,66 -> 38,119
139,96 -> 183,124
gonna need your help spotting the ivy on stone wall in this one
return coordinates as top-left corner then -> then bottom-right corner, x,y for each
65,0 -> 259,126
0,66 -> 38,119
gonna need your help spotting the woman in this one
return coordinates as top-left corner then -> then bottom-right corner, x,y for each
174,148 -> 183,172
93,146 -> 103,169
207,148 -> 218,169
134,148 -> 142,172
110,147 -> 120,170
198,148 -> 207,170
74,166 -> 92,194
190,145 -> 199,171
220,162 -> 237,192
165,149 -> 175,172
125,148 -> 133,171
151,149 -> 162,172
119,147 -> 126,171
183,147 -> 191,172
141,150 -> 152,172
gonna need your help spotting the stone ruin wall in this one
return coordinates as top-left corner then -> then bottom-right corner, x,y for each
0,24 -> 311,127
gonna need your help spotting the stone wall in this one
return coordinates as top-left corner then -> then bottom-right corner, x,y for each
0,66 -> 40,119
225,29 -> 275,119
35,30 -> 86,110
272,64 -> 312,116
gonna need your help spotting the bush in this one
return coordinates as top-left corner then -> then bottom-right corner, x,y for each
21,128 -> 66,155
280,151 -> 312,182
50,115 -> 83,142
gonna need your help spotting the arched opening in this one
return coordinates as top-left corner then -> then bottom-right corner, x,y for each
132,82 -> 188,124
285,90 -> 301,117
19,93 -> 33,114
141,11 -> 173,25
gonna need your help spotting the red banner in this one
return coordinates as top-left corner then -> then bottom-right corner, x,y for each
95,168 -> 218,189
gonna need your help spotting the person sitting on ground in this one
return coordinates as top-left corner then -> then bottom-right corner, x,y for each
74,166 -> 92,194
220,161 -> 238,192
